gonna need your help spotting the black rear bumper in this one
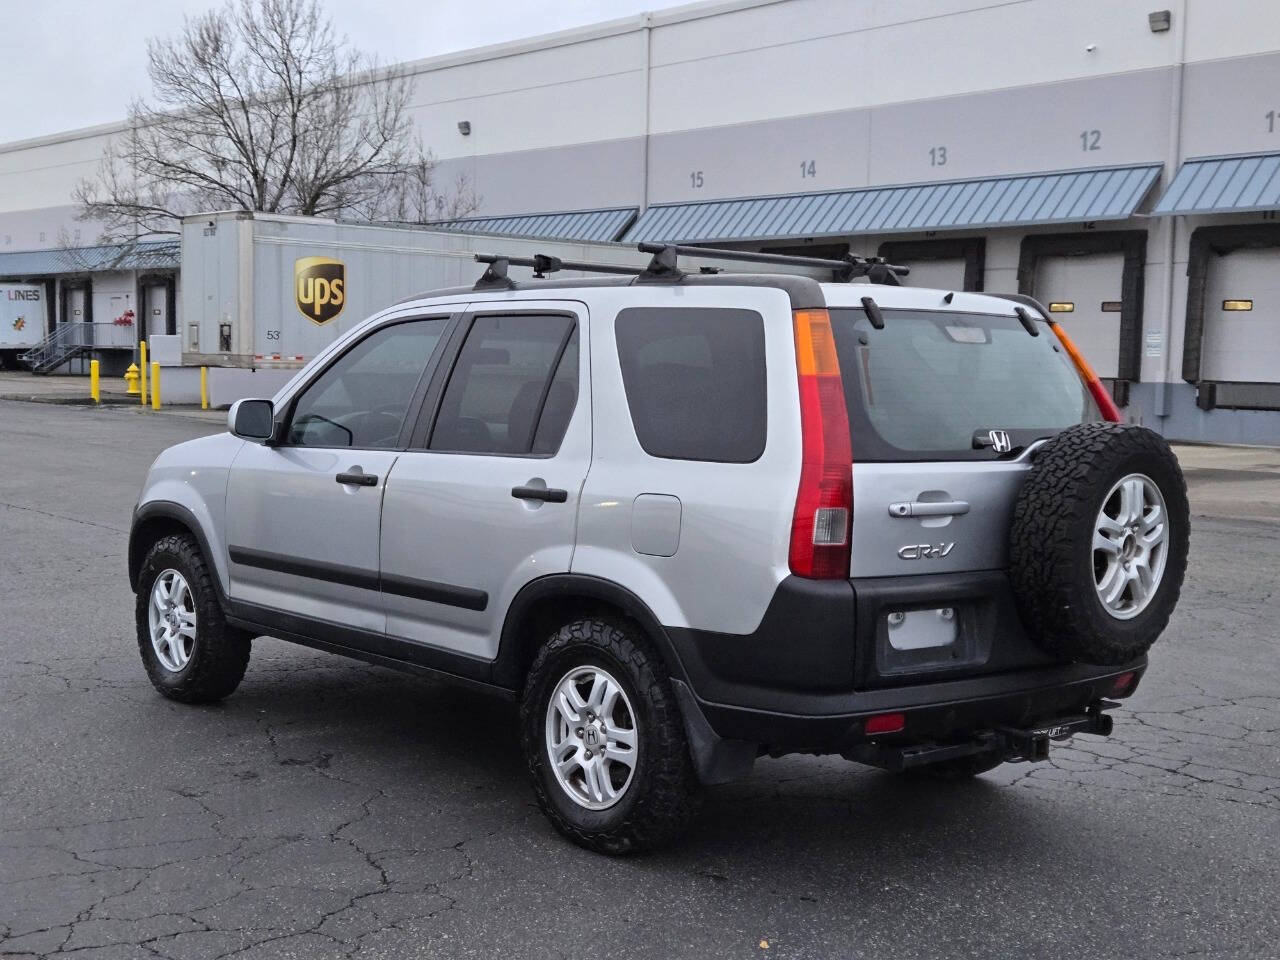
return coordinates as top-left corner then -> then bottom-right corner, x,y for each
662,572 -> 1147,778
690,659 -> 1144,751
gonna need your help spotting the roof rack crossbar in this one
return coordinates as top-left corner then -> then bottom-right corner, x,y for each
471,243 -> 912,290
474,252 -> 642,283
635,241 -> 843,270
634,242 -> 909,284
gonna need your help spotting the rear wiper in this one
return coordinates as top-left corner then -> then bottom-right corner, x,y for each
861,296 -> 885,330
1014,306 -> 1041,337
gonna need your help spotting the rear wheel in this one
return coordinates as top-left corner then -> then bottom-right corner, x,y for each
520,617 -> 700,855
135,534 -> 251,703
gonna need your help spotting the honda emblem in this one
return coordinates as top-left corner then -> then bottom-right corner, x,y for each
987,429 -> 1012,453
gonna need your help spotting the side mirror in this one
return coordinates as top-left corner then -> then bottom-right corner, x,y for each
229,398 -> 276,442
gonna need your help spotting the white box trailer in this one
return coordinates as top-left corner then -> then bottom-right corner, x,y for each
1,283 -> 45,366
180,211 -> 830,405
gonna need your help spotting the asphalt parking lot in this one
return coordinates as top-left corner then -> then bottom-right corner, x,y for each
2,399 -> 1278,960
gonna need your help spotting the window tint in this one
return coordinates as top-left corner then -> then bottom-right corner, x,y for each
430,314 -> 577,454
615,308 -> 767,462
829,308 -> 1098,460
287,318 -> 447,448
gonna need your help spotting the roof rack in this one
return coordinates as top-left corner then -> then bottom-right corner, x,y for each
472,243 -> 910,290
634,242 -> 909,284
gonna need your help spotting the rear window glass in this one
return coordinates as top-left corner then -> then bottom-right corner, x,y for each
829,308 -> 1098,460
616,307 -> 767,463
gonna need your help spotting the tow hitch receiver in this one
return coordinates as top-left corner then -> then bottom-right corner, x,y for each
994,701 -> 1115,761
844,700 -> 1118,772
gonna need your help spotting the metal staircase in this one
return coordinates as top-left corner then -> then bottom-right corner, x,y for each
20,322 -> 136,374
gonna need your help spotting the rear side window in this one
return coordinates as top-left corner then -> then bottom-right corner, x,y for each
429,313 -> 577,455
829,308 -> 1098,460
615,307 -> 766,463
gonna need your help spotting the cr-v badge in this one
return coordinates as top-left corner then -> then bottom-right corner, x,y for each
899,542 -> 956,560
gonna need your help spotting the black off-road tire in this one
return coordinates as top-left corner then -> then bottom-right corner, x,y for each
902,752 -> 1005,780
520,617 -> 700,855
1009,423 -> 1189,666
135,534 -> 251,703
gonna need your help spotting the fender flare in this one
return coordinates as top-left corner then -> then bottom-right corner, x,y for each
128,500 -> 227,607
493,573 -> 688,690
494,573 -> 754,784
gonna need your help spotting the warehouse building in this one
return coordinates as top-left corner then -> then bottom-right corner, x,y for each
1,0 -> 1278,442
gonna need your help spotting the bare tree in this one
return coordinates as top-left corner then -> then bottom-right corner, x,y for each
347,148 -> 481,224
75,0 -> 477,241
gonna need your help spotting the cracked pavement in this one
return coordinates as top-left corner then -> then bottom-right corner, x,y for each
1,399 -> 1278,959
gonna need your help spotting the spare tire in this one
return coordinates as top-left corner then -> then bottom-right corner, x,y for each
1009,423 -> 1189,665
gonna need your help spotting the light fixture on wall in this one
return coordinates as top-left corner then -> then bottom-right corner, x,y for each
1149,10 -> 1172,32
457,121 -> 472,136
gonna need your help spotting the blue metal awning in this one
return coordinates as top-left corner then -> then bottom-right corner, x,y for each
624,165 -> 1161,244
1152,153 -> 1280,215
432,207 -> 637,244
0,239 -> 180,278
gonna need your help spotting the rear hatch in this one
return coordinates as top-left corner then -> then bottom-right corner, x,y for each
827,301 -> 1101,685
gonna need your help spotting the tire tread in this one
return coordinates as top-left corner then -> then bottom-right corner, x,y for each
135,534 -> 250,703
1009,423 -> 1189,665
520,617 -> 699,855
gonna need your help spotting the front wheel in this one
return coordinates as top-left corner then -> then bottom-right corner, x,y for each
520,618 -> 700,855
135,534 -> 251,703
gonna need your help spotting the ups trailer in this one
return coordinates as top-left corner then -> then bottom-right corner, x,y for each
0,283 -> 45,367
179,211 -> 839,406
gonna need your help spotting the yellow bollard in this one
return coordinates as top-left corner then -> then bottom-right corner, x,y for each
150,363 -> 161,410
200,366 -> 209,410
89,360 -> 100,403
123,363 -> 140,396
139,341 -> 149,406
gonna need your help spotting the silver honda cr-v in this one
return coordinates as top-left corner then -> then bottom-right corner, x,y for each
129,245 -> 1188,854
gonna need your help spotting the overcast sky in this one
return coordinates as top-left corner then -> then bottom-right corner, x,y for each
0,0 -> 665,143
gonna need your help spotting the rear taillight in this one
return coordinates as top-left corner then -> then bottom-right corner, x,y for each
1051,321 -> 1122,422
789,308 -> 853,579
1110,671 -> 1139,698
865,712 -> 905,735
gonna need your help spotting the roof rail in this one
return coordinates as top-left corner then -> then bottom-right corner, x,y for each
470,244 -> 911,289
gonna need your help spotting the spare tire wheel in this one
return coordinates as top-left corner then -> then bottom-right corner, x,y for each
1009,423 -> 1189,666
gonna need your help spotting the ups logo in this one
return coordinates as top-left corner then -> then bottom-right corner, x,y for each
295,256 -> 346,324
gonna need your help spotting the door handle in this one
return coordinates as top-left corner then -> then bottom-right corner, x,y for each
512,485 -> 568,503
336,471 -> 379,487
888,500 -> 970,518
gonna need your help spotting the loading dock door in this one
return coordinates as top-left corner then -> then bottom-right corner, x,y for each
1034,251 -> 1125,379
1201,248 -> 1280,383
899,257 -> 967,292
145,283 -> 170,339
65,287 -> 87,324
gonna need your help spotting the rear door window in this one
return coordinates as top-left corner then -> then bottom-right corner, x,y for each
429,313 -> 578,455
829,308 -> 1098,461
615,307 -> 767,463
